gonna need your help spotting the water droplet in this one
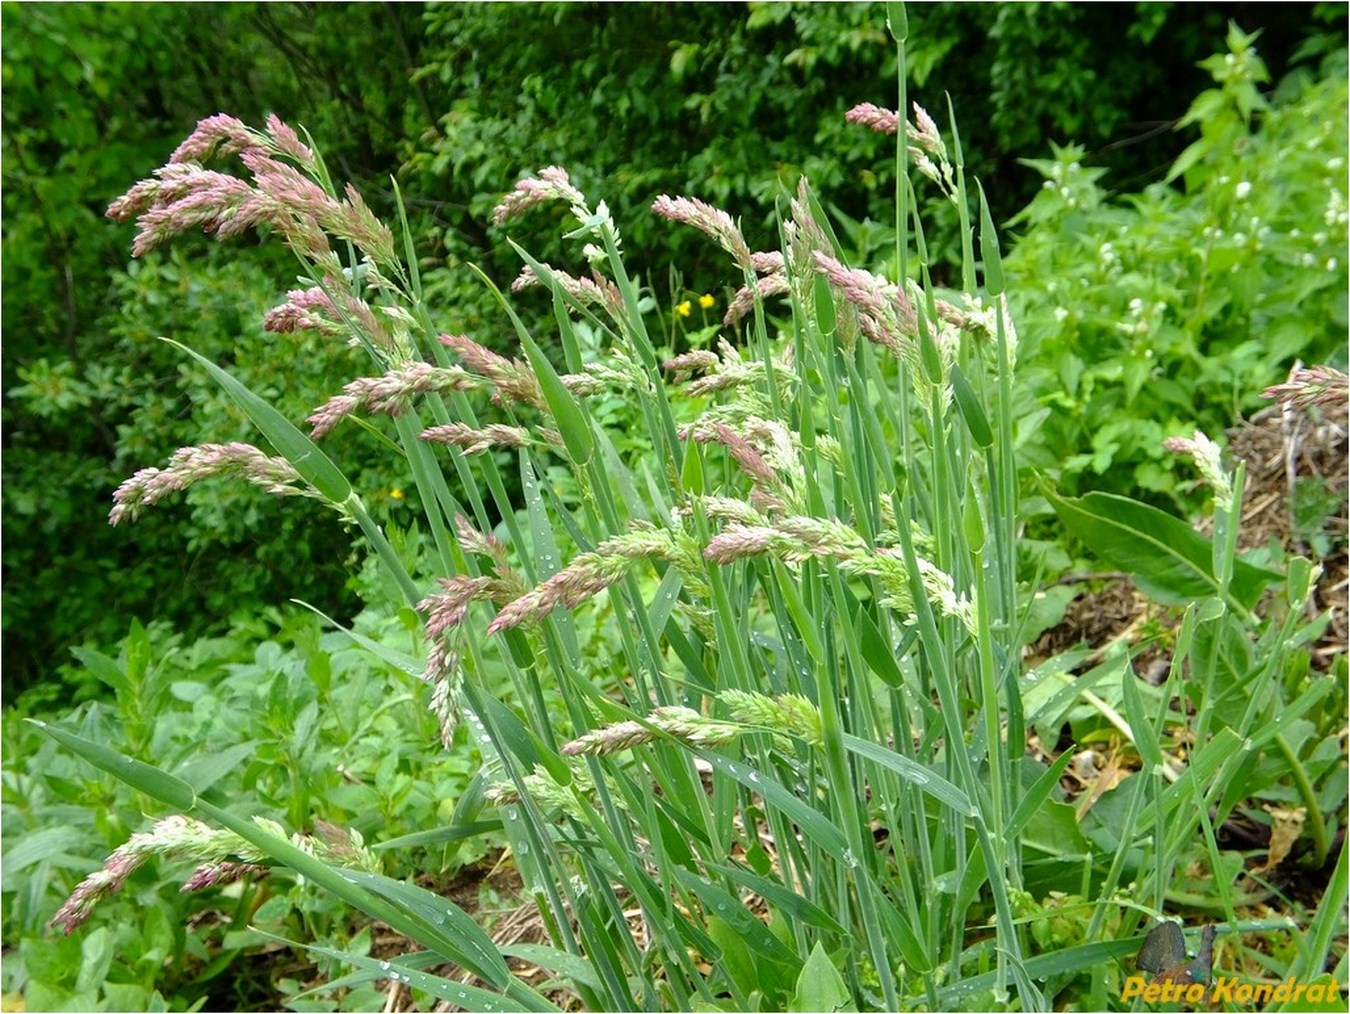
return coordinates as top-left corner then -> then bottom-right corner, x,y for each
748,772 -> 760,784
909,771 -> 930,785
726,764 -> 738,776
457,992 -> 467,1000
518,841 -> 530,855
479,734 -> 491,744
379,960 -> 390,971
433,912 -> 446,925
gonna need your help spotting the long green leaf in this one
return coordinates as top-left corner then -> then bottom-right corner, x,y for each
1006,751 -> 1076,842
932,938 -> 1140,1007
841,733 -> 974,815
342,870 -> 512,989
32,722 -> 555,1007
164,338 -> 351,504
292,601 -> 423,679
30,720 -> 196,810
704,860 -> 847,935
690,748 -> 849,857
672,869 -> 800,968
1043,486 -> 1278,609
258,932 -> 550,1013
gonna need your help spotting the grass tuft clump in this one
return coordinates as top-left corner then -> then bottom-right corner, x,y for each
21,8 -> 1344,1011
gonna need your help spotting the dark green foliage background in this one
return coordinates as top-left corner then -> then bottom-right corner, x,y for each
1,1 -> 1338,697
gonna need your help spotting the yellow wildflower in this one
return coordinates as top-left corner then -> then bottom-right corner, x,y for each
389,488 -> 404,501
699,293 -> 715,309
676,300 -> 692,317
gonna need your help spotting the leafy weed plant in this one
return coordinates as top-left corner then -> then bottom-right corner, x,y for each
3,609 -> 481,1011
1006,24 -> 1348,505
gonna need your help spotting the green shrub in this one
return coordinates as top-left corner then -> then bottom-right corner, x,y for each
1,1 -> 427,694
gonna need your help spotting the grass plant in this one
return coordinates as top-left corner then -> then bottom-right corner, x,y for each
23,7 -> 1344,1010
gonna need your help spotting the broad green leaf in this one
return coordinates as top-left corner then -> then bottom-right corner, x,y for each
672,869 -> 799,968
75,927 -> 114,996
791,942 -> 855,1013
500,944 -> 603,994
933,938 -> 1140,1007
682,438 -> 705,495
841,733 -> 974,815
1043,486 -> 1279,609
341,870 -> 512,990
977,180 -> 1004,294
30,719 -> 196,810
3,827 -> 84,878
69,646 -> 128,696
708,916 -> 761,998
164,339 -> 351,504
690,749 -> 849,856
173,742 -> 259,795
814,274 -> 838,334
468,262 -> 593,467
520,324 -> 594,466
951,364 -> 992,447
293,601 -> 423,679
705,861 -> 847,935
854,606 -> 905,688
1006,751 -> 1076,841
257,931 -> 550,1013
1020,799 -> 1090,858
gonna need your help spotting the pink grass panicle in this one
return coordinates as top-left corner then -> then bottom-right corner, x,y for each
1162,430 -> 1235,511
438,333 -> 546,409
264,281 -> 394,351
652,194 -> 755,272
492,166 -> 588,225
511,263 -> 624,320
181,861 -> 269,893
692,422 -> 777,485
109,442 -> 326,526
486,525 -> 689,635
845,102 -> 901,135
50,815 -> 263,935
845,101 -> 955,196
454,514 -> 512,570
812,251 -> 919,363
168,114 -> 264,165
561,707 -> 742,756
168,113 -> 314,170
420,422 -> 537,455
663,338 -> 765,397
307,361 -> 474,439
1262,364 -> 1349,412
109,113 -> 393,267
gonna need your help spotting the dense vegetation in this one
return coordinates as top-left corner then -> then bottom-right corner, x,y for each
3,3 -> 1346,1012
4,0 -> 1340,696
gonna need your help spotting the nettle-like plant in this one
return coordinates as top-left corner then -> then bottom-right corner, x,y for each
35,9 -> 1341,1012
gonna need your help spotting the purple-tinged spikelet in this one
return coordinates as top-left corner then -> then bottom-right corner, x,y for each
308,362 -> 474,438
109,443 -> 320,525
652,194 -> 754,271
